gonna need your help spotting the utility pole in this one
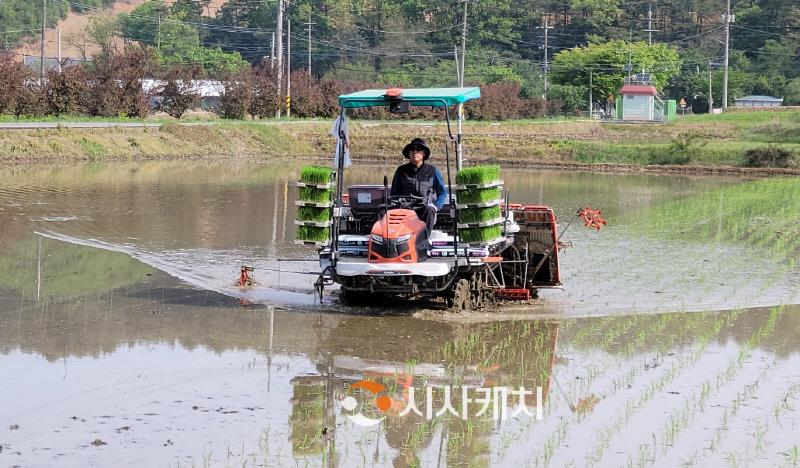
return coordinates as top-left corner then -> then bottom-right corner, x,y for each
708,61 -> 714,112
537,16 -> 553,97
286,20 -> 291,118
270,32 -> 275,71
40,0 -> 46,83
57,27 -> 62,72
722,0 -> 732,110
456,0 -> 468,171
643,1 -> 658,45
304,13 -> 315,76
627,30 -> 633,78
459,0 -> 467,85
275,0 -> 284,118
588,68 -> 593,117
157,14 -> 161,51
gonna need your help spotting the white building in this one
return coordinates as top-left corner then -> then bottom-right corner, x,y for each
734,95 -> 783,107
619,84 -> 658,121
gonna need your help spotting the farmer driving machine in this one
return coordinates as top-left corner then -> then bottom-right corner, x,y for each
295,87 -> 563,310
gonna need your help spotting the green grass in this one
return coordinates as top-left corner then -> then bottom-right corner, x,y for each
78,138 -> 106,160
631,177 -> 800,266
456,187 -> 501,204
675,111 -> 800,128
299,166 -> 332,184
456,165 -> 500,185
296,225 -> 330,242
459,225 -> 502,243
297,206 -> 331,222
743,121 -> 800,144
298,187 -> 332,203
458,206 -> 501,224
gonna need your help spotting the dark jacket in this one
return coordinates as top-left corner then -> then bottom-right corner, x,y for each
390,162 -> 448,210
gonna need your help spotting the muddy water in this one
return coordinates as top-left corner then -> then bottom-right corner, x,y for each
1,162 -> 799,466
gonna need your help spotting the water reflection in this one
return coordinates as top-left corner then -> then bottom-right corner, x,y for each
1,265 -> 799,466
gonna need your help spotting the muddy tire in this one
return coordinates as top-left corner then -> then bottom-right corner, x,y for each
449,279 -> 472,312
341,288 -> 370,306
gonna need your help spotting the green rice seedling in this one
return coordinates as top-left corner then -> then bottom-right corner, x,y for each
297,206 -> 331,222
456,165 -> 500,185
459,225 -> 502,243
299,187 -> 332,203
299,166 -> 332,184
459,206 -> 502,224
457,187 -> 501,205
296,225 -> 330,242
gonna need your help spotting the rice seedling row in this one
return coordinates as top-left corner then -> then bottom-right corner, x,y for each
296,206 -> 332,223
616,306 -> 783,466
456,187 -> 502,205
575,309 -> 744,466
455,165 -> 500,185
296,225 -> 330,244
298,187 -> 333,204
299,166 -> 332,185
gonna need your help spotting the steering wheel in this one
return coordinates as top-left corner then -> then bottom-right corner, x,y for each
387,194 -> 425,209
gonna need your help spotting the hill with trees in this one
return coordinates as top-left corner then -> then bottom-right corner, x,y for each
2,0 -> 800,111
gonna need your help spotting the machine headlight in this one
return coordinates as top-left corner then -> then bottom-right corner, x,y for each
370,234 -> 384,243
396,233 -> 412,243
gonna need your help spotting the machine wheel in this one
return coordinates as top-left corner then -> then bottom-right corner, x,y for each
449,279 -> 471,312
341,288 -> 370,306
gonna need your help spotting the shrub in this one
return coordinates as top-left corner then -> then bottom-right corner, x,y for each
45,66 -> 88,116
249,63 -> 278,119
14,82 -> 45,118
288,70 -> 324,118
0,53 -> 32,116
86,46 -> 155,117
157,68 -> 201,119
743,146 -> 796,168
219,70 -> 253,120
465,82 -> 523,120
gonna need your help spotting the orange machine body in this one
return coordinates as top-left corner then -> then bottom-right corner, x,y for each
368,209 -> 428,263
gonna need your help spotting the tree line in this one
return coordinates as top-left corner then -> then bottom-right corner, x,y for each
0,48 -> 563,120
3,0 -> 800,111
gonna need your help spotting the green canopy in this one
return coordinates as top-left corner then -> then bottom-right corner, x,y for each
337,87 -> 481,109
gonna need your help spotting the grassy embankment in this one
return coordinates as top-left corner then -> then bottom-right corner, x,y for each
1,111 -> 799,172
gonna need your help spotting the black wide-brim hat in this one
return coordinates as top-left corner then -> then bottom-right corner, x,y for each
402,138 -> 431,160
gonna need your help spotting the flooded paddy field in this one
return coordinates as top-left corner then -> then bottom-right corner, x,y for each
1,162 -> 798,467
